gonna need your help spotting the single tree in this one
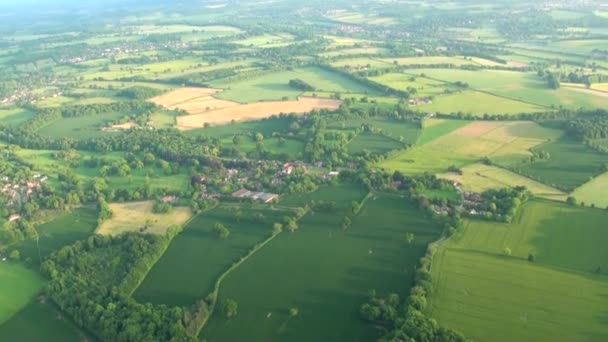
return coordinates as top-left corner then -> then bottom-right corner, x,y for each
222,299 -> 238,318
405,232 -> 415,244
289,308 -> 299,317
528,253 -> 535,262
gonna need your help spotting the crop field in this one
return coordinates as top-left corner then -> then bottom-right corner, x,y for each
571,172 -> 608,208
279,184 -> 369,209
176,97 -> 342,128
504,138 -> 608,191
211,67 -> 379,102
0,108 -> 34,126
438,163 -> 567,201
17,207 -> 98,264
134,205 -> 290,306
0,300 -> 89,342
428,200 -> 608,342
379,120 -> 560,175
417,119 -> 469,145
0,262 -> 45,325
149,87 -> 221,107
96,201 -> 193,236
347,133 -> 403,155
202,194 -> 443,342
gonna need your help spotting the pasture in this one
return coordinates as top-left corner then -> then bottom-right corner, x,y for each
134,205 -> 289,306
176,97 -> 342,128
417,90 -> 546,115
505,138 -> 607,191
211,67 -> 379,102
427,199 -> 608,342
37,111 -> 126,139
18,207 -> 98,264
96,201 -> 193,236
0,299 -> 89,342
0,108 -> 34,126
202,194 -> 443,342
0,262 -> 45,325
571,172 -> 608,208
327,117 -> 421,145
347,133 -> 403,155
379,56 -> 502,67
438,163 -> 567,201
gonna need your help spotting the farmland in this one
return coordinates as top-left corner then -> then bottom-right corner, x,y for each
1,0 -> 608,341
96,201 -> 193,236
428,200 -> 608,342
202,194 -> 443,342
0,262 -> 45,325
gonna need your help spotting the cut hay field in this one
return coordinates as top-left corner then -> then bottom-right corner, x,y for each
134,205 -> 290,306
428,200 -> 608,342
176,97 -> 341,128
202,194 -> 443,342
379,120 -> 560,175
503,138 -> 608,191
17,207 -> 98,264
96,201 -> 193,236
0,300 -> 90,342
571,172 -> 608,208
0,262 -> 45,325
438,163 -> 567,201
211,66 -> 379,102
149,87 -> 221,107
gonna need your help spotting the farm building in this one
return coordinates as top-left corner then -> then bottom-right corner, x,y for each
231,188 -> 278,203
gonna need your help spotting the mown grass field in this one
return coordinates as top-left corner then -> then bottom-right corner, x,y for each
417,90 -> 546,115
327,117 -> 421,145
427,199 -> 608,342
504,138 -> 607,191
202,194 -> 443,342
211,66 -> 379,102
96,201 -> 193,236
379,120 -> 559,175
0,300 -> 90,342
438,163 -> 567,201
0,262 -> 45,325
37,111 -> 126,139
134,205 -> 289,306
571,172 -> 608,208
17,207 -> 98,264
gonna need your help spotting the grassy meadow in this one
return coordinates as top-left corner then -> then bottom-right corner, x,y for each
96,201 -> 193,236
427,199 -> 608,342
571,172 -> 608,208
202,194 -> 443,342
0,262 -> 45,325
134,205 -> 290,306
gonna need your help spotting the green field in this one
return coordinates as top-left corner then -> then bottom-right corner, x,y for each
438,163 -> 567,201
202,194 -> 443,341
211,66 -> 379,103
571,172 -> 608,208
0,300 -> 89,342
428,200 -> 608,342
327,117 -> 421,144
418,90 -> 546,115
504,138 -> 607,191
134,205 -> 289,306
417,119 -> 469,145
37,112 -> 126,139
0,108 -> 35,126
17,207 -> 98,264
0,262 -> 45,325
347,133 -> 403,155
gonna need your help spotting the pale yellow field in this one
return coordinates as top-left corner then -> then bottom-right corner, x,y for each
170,96 -> 239,114
149,87 -> 221,107
427,121 -> 560,159
438,163 -> 567,201
571,172 -> 608,208
96,201 -> 193,236
176,97 -> 342,128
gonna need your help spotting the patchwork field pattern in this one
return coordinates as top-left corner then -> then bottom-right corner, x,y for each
428,200 -> 608,342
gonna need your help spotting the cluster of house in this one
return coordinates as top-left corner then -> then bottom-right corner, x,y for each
1,174 -> 47,207
1,88 -> 61,105
429,181 -> 489,217
231,188 -> 279,203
